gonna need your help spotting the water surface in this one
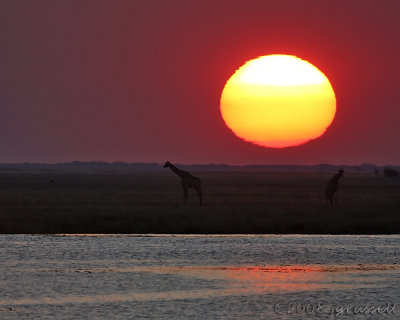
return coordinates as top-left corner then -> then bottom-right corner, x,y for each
0,234 -> 399,319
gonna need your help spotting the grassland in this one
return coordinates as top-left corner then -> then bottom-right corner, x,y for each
0,168 -> 399,234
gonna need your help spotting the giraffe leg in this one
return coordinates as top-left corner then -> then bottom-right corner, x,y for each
183,187 -> 188,205
325,193 -> 328,207
326,192 -> 332,207
334,191 -> 339,205
195,187 -> 202,206
326,193 -> 333,207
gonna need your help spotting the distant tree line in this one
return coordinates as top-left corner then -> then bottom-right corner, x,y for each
384,167 -> 399,177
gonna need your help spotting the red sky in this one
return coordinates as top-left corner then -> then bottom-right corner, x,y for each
1,0 -> 399,165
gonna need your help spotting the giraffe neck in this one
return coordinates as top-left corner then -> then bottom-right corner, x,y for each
168,164 -> 186,177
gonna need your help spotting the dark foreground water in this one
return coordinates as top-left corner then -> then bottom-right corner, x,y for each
0,234 -> 399,319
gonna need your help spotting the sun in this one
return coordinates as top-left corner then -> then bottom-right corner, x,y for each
220,54 -> 336,148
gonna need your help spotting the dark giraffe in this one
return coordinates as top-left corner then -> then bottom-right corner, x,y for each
325,169 -> 344,206
164,161 -> 202,205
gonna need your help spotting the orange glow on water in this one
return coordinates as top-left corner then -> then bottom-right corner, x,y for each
220,55 -> 336,148
221,266 -> 324,293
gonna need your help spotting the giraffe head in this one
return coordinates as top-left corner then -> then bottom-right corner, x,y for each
164,161 -> 171,168
338,169 -> 344,178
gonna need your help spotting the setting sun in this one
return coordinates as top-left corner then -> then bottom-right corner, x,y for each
220,55 -> 336,148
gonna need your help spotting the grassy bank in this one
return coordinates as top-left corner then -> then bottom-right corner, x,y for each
0,169 -> 399,234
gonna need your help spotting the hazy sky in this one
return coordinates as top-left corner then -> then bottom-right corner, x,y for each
1,0 -> 399,165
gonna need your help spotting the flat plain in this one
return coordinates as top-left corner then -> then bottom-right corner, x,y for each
0,167 -> 399,234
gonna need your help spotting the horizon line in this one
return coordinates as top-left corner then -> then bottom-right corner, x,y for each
0,161 -> 398,168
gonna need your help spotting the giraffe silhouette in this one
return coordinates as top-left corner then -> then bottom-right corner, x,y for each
164,161 -> 202,205
325,169 -> 344,206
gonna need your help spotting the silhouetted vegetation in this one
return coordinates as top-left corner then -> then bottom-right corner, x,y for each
0,166 -> 399,234
384,167 -> 399,178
